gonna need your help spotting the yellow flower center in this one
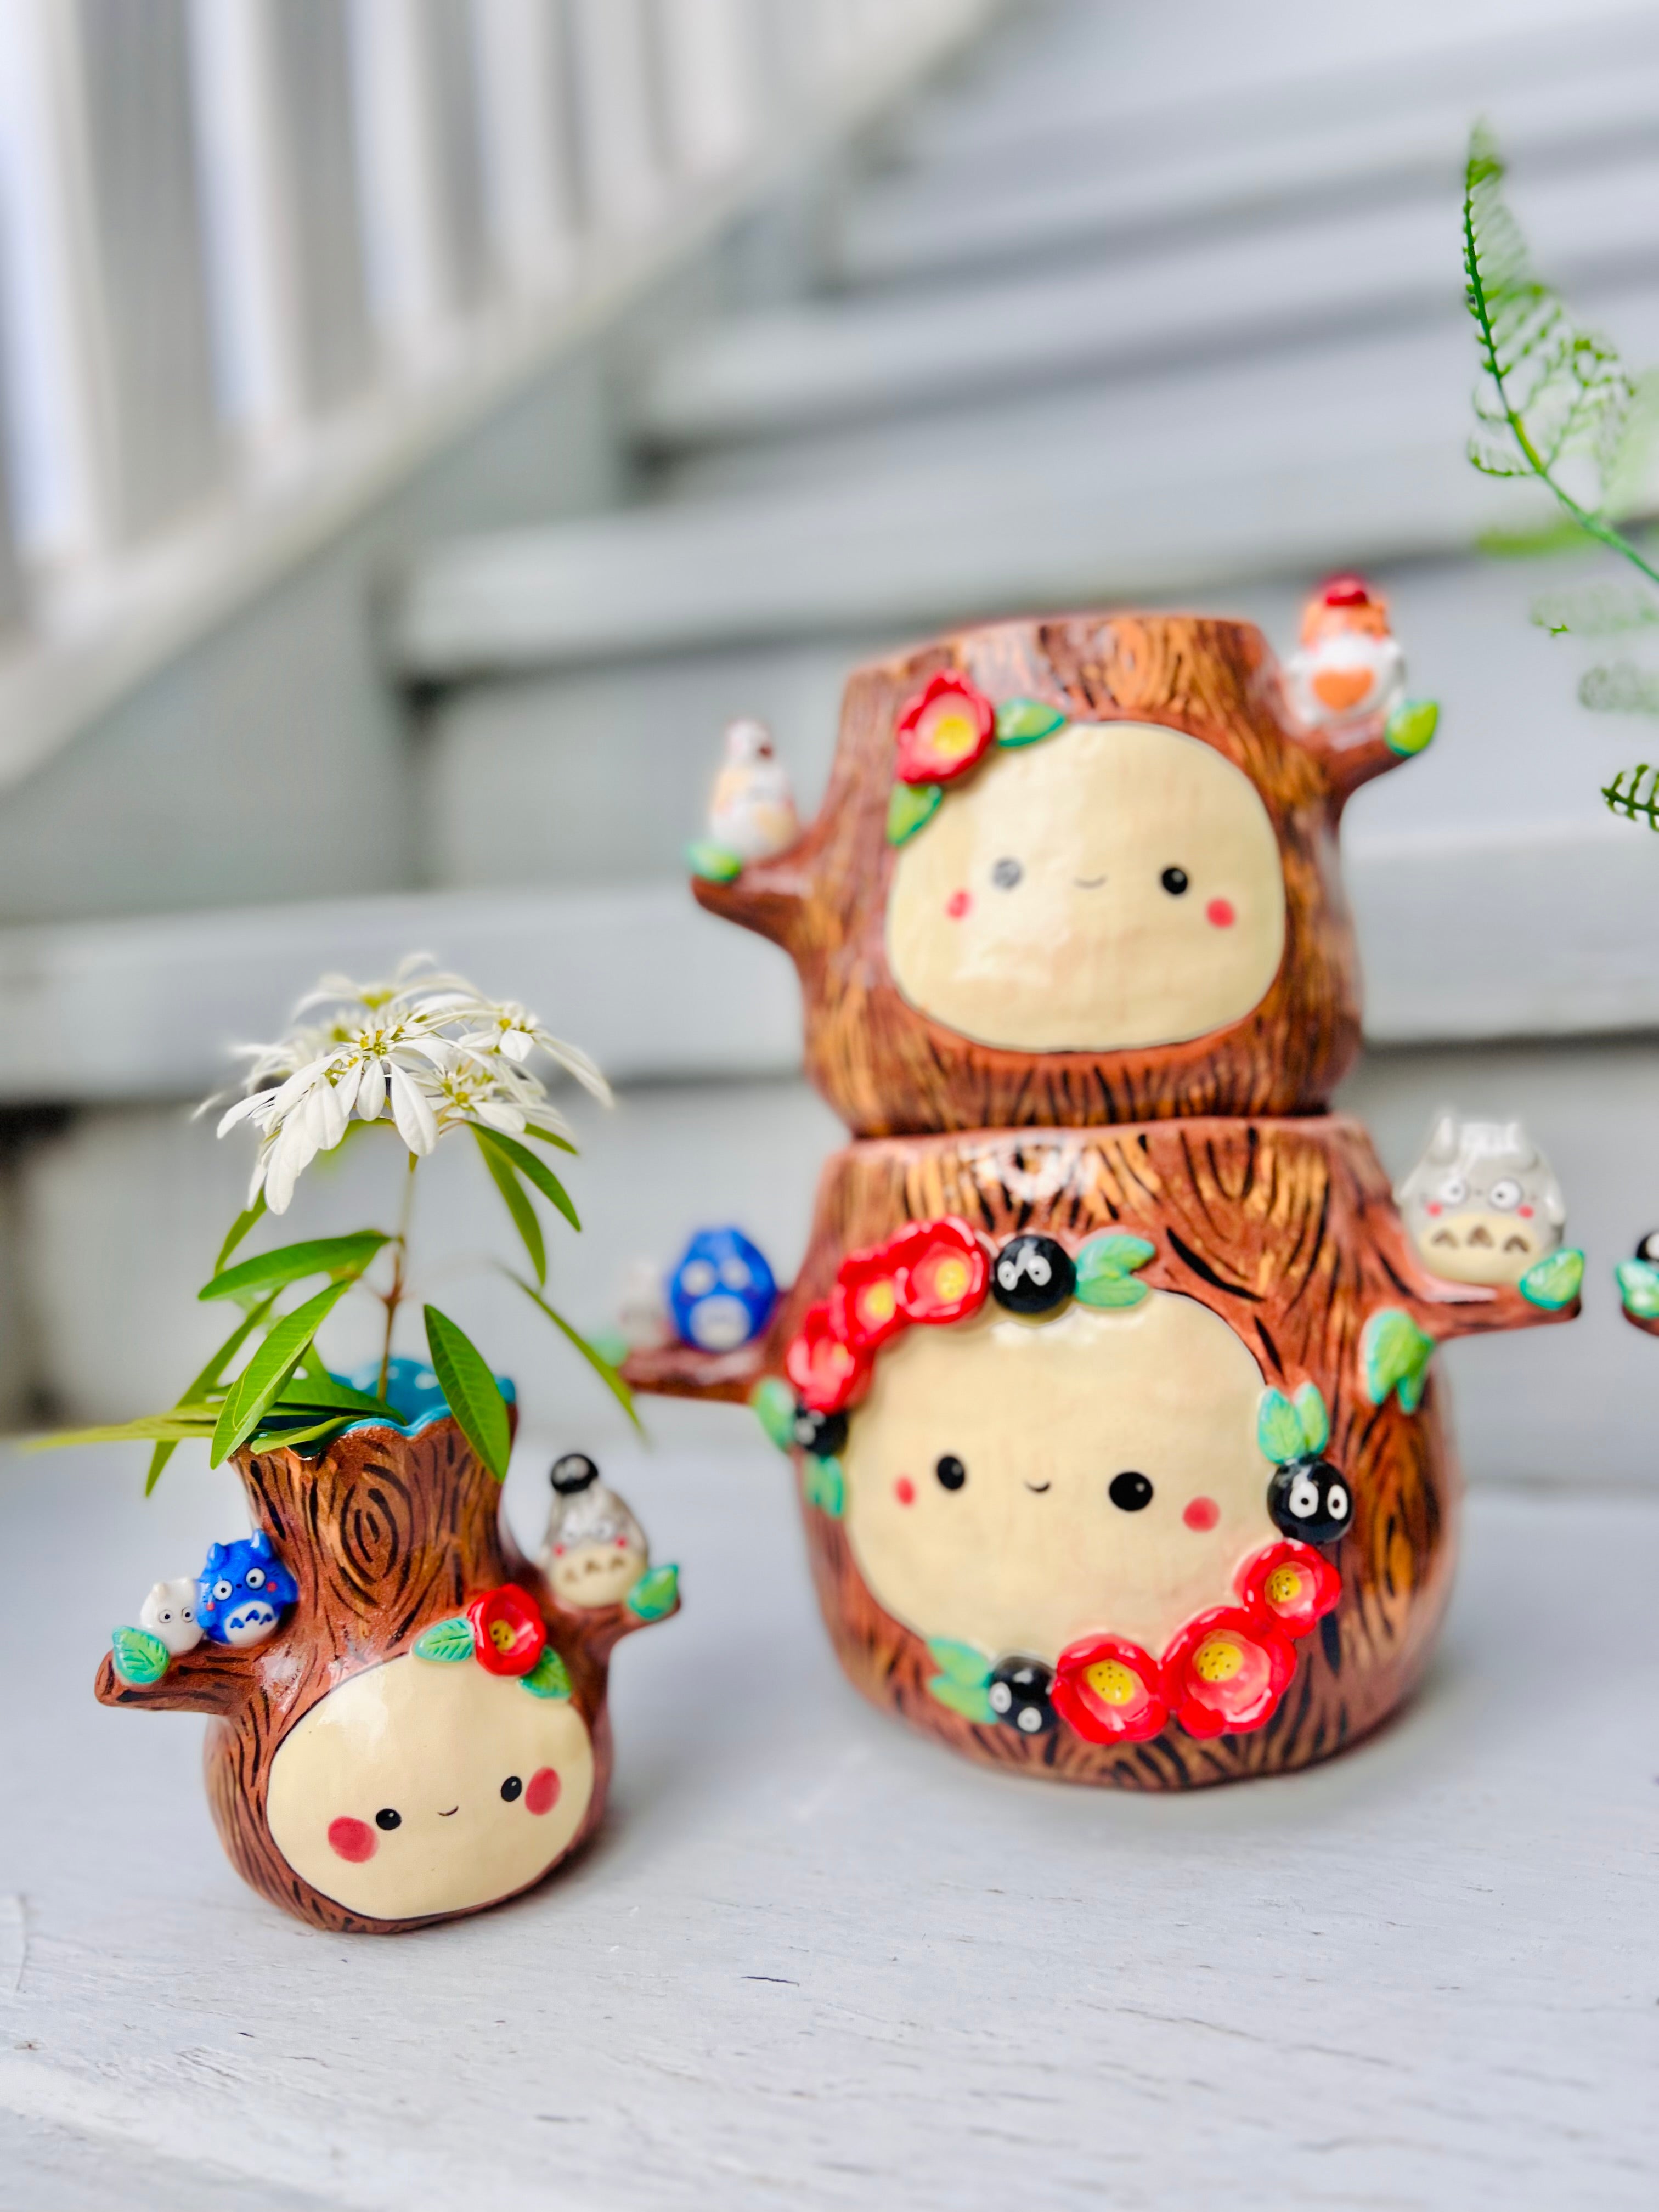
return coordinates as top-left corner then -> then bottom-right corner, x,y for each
928,709 -> 979,760
931,1256 -> 970,1302
489,1620 -> 516,1653
1194,1636 -> 1244,1684
1085,1658 -> 1139,1706
861,1280 -> 897,1324
1266,1565 -> 1305,1609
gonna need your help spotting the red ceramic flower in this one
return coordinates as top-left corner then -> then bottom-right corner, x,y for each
466,1584 -> 548,1678
1159,1607 -> 1297,1740
830,1242 -> 909,1354
894,674 -> 996,786
1237,1541 -> 1341,1641
892,1218 -> 990,1325
785,1300 -> 873,1414
1052,1634 -> 1169,1744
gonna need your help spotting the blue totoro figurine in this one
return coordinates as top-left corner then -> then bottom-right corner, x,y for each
667,1228 -> 777,1352
197,1531 -> 298,1648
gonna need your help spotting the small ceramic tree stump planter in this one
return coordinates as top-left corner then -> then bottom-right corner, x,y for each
636,1117 -> 1579,1788
695,611 -> 1437,1137
96,1407 -> 678,1932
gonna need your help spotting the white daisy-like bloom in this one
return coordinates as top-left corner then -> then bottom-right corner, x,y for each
210,960 -> 605,1213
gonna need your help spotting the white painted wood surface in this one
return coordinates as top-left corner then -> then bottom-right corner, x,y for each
0,1439 -> 1654,2208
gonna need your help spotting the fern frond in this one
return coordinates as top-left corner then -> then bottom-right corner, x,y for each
1579,663 -> 1659,715
1602,763 -> 1659,827
1530,582 -> 1659,636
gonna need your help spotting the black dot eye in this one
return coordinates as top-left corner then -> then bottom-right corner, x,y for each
935,1454 -> 967,1492
1108,1470 -> 1153,1511
374,1807 -> 402,1831
1637,1229 -> 1659,1264
500,1776 -> 523,1803
1160,867 -> 1189,895
991,856 -> 1023,889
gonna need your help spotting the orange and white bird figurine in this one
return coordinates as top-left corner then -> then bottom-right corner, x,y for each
706,718 -> 799,864
1285,574 -> 1406,729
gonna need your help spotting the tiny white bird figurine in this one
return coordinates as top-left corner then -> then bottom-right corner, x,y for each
1284,574 -> 1406,729
707,718 -> 799,862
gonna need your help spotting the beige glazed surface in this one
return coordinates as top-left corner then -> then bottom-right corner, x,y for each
885,722 -> 1288,1052
840,1291 -> 1278,1662
266,1653 -> 595,1920
548,1541 -> 646,1610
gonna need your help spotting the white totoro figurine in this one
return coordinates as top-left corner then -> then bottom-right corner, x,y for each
538,1454 -> 648,1611
1284,574 -> 1406,729
139,1577 -> 204,1656
616,1257 -> 675,1353
1396,1112 -> 1566,1288
707,718 -> 799,862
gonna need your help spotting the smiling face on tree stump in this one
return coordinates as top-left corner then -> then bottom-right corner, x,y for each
886,722 -> 1287,1053
842,1290 -> 1277,1663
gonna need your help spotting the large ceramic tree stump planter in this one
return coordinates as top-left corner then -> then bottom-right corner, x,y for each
96,1410 -> 677,1932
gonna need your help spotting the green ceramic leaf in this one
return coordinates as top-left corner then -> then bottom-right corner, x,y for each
886,782 -> 942,845
751,1376 -> 797,1453
111,1626 -> 170,1686
686,840 -> 743,882
1257,1390 -> 1304,1465
424,1305 -> 513,1480
1520,1246 -> 1583,1312
1361,1307 -> 1436,1413
199,1232 -> 387,1303
1074,1232 -> 1156,1308
414,1616 -> 475,1663
926,1638 -> 992,1689
803,1455 -> 845,1517
1616,1257 -> 1659,1317
1385,698 -> 1439,758
625,1565 -> 680,1622
521,1647 -> 574,1700
928,1677 -> 997,1723
1294,1381 -> 1330,1456
473,1127 -> 546,1285
995,697 -> 1068,747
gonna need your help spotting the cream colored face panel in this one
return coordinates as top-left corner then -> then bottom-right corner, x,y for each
1414,1210 -> 1544,1286
549,1541 -> 646,1610
267,1653 -> 595,1921
885,722 -> 1288,1051
842,1293 -> 1276,1663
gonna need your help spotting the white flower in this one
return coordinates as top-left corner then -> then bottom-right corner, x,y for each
208,959 -> 605,1212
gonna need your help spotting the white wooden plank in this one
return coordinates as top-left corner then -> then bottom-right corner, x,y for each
0,1445 -> 1654,2208
470,0 -> 581,296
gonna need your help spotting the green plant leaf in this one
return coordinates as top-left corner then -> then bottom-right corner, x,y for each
423,1305 -> 512,1480
686,839 -> 743,882
200,1232 -> 388,1304
1616,1257 -> 1659,1317
268,1375 -> 402,1418
928,1676 -> 997,1724
213,1192 -> 268,1276
1257,1390 -> 1304,1465
1385,699 -> 1438,757
1580,663 -> 1659,716
926,1638 -> 992,1689
1293,1382 -> 1330,1456
414,1616 -> 476,1663
803,1454 -> 844,1517
887,781 -> 941,845
521,1647 -> 573,1699
1604,762 -> 1659,829
111,1626 -> 171,1686
1519,1246 -> 1583,1312
1074,1232 -> 1156,1308
210,1278 -> 355,1466
475,1127 -> 578,1232
995,697 -> 1067,747
1361,1308 -> 1436,1414
625,1565 -> 679,1622
473,1126 -> 546,1285
751,1375 -> 796,1453
516,1123 -> 578,1156
136,1293 -> 281,1491
506,1272 -> 644,1434
30,1414 -> 216,1450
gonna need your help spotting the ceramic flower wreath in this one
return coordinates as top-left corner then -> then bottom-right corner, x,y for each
885,674 -> 1070,846
752,1215 -> 1352,1748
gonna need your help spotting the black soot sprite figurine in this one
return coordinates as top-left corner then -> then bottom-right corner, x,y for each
991,1233 -> 1075,1316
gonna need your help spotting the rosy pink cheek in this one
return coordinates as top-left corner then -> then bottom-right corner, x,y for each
328,1816 -> 377,1863
1426,1203 -> 1441,1216
526,1767 -> 561,1817
1205,898 -> 1235,929
1182,1497 -> 1220,1532
1518,1205 -> 1533,1219
945,889 -> 972,919
895,1476 -> 916,1506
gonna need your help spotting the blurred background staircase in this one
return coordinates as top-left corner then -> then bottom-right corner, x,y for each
1,0 -> 1657,1483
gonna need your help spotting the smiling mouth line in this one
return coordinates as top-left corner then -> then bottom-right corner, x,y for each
1024,1480 -> 1052,1493
1073,874 -> 1107,889
437,1806 -> 459,1818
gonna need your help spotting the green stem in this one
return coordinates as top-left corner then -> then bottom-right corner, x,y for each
1464,190 -> 1659,589
377,1153 -> 420,1401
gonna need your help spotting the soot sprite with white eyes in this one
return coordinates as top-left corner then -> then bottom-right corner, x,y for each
1160,866 -> 1189,895
991,1232 -> 1075,1317
1268,1457 -> 1352,1546
792,1404 -> 848,1458
1635,1229 -> 1659,1265
991,856 -> 1023,889
935,1454 -> 967,1492
988,1657 -> 1056,1736
1108,1470 -> 1154,1512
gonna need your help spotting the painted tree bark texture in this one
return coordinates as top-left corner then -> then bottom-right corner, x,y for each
695,613 -> 1408,1137
94,1417 -> 667,1931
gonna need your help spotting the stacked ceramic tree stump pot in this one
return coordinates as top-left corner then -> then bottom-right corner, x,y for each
631,605 -> 1583,1787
